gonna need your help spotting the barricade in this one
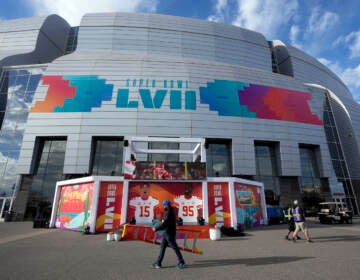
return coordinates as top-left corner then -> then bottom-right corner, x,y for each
121,224 -> 205,254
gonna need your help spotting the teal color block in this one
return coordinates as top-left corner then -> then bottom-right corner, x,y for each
139,89 -> 153,108
177,80 -> 183,89
139,89 -> 167,109
117,89 -> 130,108
200,80 -> 251,117
56,75 -> 113,112
170,90 -> 181,109
185,90 -> 196,110
153,90 -> 167,109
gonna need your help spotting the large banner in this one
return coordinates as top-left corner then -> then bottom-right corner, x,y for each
32,76 -> 322,126
133,162 -> 206,180
234,182 -> 265,227
207,182 -> 231,227
96,181 -> 123,232
126,182 -> 203,224
55,182 -> 94,231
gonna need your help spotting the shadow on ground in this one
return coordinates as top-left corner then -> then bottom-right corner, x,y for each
312,235 -> 360,243
219,236 -> 252,241
189,256 -> 314,268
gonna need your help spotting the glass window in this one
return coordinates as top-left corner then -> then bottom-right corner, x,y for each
324,127 -> 335,142
148,141 -> 179,162
322,92 -> 360,214
0,66 -> 46,197
206,140 -> 232,177
254,142 -> 280,201
258,160 -> 273,175
328,142 -> 341,159
65,27 -> 79,54
332,159 -> 346,178
91,138 -> 124,176
0,93 -> 7,108
24,138 -> 66,219
255,144 -> 278,176
49,140 -> 66,153
299,147 -> 319,178
299,146 -> 321,192
27,74 -> 42,92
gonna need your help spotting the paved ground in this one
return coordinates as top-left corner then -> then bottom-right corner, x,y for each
0,218 -> 360,280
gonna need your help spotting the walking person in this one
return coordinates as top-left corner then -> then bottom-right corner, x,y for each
152,200 -> 186,269
292,200 -> 313,243
283,204 -> 299,240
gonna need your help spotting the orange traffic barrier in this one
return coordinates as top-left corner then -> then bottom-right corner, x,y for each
121,224 -> 205,254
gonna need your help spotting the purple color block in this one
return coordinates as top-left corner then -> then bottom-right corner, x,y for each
238,84 -> 279,119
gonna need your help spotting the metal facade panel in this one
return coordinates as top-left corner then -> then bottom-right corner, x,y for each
287,45 -> 353,100
289,45 -> 360,177
0,16 -> 46,32
0,15 -> 70,66
76,13 -> 271,71
16,13 -> 333,180
0,31 -> 37,49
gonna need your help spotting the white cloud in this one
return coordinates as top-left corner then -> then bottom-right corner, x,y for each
341,65 -> 360,90
214,0 -> 229,13
319,57 -> 360,102
7,85 -> 22,95
207,0 -> 229,22
334,31 -> 360,59
318,58 -> 342,76
289,25 -> 301,48
231,0 -> 298,38
348,33 -> 360,58
308,7 -> 339,34
29,0 -> 158,26
0,152 -> 18,196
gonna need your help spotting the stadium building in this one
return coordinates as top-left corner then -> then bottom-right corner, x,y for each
1,12 -> 360,222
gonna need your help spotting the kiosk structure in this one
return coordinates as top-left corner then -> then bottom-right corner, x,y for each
49,137 -> 268,234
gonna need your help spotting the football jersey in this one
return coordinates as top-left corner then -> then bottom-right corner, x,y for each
129,196 -> 159,224
174,195 -> 202,223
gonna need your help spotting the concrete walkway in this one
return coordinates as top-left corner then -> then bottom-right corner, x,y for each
0,218 -> 360,280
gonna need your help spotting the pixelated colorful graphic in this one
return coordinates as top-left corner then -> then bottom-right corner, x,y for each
200,80 -> 323,125
234,182 -> 265,228
96,182 -> 123,232
30,75 -> 322,125
55,182 -> 94,231
31,75 -> 113,112
207,182 -> 231,227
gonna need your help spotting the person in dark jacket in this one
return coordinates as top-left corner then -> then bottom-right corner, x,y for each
152,200 -> 185,269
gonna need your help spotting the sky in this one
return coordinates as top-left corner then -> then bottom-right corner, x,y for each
0,0 -> 360,103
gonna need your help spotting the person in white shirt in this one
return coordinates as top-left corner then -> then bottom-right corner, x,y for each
129,183 -> 159,224
174,184 -> 202,223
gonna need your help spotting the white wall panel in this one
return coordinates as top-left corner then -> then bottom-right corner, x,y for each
77,13 -> 271,71
1,15 -> 70,66
16,13 -> 338,183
